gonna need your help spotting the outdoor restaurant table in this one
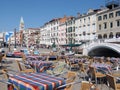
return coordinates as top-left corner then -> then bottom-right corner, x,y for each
26,60 -> 53,72
8,73 -> 65,90
26,55 -> 47,61
91,62 -> 112,73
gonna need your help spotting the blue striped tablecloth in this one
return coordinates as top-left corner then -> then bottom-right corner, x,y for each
9,73 -> 65,90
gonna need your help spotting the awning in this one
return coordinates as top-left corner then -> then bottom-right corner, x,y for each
62,43 -> 82,47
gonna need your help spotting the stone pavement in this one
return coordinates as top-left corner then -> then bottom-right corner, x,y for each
0,58 -> 112,90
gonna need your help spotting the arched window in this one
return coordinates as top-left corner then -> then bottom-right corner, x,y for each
116,32 -> 120,38
109,32 -> 113,38
103,34 -> 107,39
98,34 -> 102,39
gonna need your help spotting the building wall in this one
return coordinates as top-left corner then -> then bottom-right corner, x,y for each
66,17 -> 76,44
58,22 -> 66,45
97,7 -> 120,39
75,10 -> 98,43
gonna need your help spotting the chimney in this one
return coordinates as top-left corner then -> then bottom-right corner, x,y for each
77,12 -> 81,17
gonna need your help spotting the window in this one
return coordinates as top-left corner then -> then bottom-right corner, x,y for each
104,22 -> 107,29
116,11 -> 120,17
73,27 -> 75,32
103,14 -> 107,20
103,34 -> 107,39
87,24 -> 90,26
98,16 -> 102,21
98,34 -> 102,39
83,25 -> 86,27
99,24 -> 101,30
117,20 -> 120,26
84,18 -> 86,23
83,31 -> 86,36
88,17 -> 90,22
116,32 -> 120,38
87,33 -> 90,35
110,22 -> 113,28
109,32 -> 113,38
109,13 -> 114,18
80,19 -> 82,23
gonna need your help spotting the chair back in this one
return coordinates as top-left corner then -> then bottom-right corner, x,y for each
106,74 -> 116,90
80,81 -> 94,90
89,66 -> 96,78
21,53 -> 26,62
0,53 -> 3,63
65,71 -> 76,90
78,62 -> 85,72
53,62 -> 66,73
16,60 -> 26,71
1,69 -> 9,80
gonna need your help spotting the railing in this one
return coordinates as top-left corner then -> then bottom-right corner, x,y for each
81,38 -> 120,49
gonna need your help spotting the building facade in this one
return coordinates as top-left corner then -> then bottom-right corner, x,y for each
75,9 -> 101,44
66,17 -> 76,45
97,1 -> 120,39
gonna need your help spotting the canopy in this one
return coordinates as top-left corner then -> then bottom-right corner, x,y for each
62,43 -> 82,47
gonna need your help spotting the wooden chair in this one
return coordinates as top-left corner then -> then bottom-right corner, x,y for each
1,69 -> 19,90
1,69 -> 9,79
106,74 -> 120,90
69,62 -> 79,71
78,62 -> 86,72
80,81 -> 98,90
0,53 -> 3,67
89,66 -> 106,85
46,62 -> 66,76
65,58 -> 79,70
16,60 -> 35,73
78,62 -> 87,80
21,53 -> 26,62
56,71 -> 77,90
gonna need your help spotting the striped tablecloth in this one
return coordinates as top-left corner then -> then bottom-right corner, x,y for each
26,55 -> 45,61
91,63 -> 112,73
26,61 -> 53,72
9,73 -> 65,90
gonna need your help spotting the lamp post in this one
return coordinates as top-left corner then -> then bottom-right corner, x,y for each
14,28 -> 16,49
8,37 -> 11,52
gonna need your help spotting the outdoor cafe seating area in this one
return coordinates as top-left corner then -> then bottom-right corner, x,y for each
0,49 -> 120,90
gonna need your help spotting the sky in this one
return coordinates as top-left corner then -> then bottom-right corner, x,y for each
0,0 -> 106,32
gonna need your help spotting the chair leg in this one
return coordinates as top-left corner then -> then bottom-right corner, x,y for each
95,77 -> 97,85
100,78 -> 102,90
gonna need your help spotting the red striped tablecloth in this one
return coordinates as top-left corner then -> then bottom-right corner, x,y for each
9,73 -> 65,90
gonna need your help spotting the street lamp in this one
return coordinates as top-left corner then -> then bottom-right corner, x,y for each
14,28 -> 16,49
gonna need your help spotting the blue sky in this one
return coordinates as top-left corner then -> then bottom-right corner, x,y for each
0,0 -> 106,32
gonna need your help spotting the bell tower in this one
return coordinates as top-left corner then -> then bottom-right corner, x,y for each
19,17 -> 24,46
19,17 -> 24,31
